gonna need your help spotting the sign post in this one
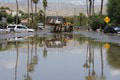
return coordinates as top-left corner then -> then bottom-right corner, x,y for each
104,16 -> 111,29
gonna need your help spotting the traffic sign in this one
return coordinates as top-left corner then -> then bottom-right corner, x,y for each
104,43 -> 110,49
104,16 -> 111,24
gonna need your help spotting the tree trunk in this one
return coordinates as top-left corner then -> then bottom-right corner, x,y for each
31,0 -> 34,27
28,0 -> 30,26
86,0 -> 89,16
100,0 -> 104,15
89,0 -> 92,16
35,3 -> 37,15
44,8 -> 46,28
16,0 -> 19,24
92,0 -> 94,15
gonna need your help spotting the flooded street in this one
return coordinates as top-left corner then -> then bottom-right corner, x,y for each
0,33 -> 120,80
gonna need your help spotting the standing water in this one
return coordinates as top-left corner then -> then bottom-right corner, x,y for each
0,33 -> 120,80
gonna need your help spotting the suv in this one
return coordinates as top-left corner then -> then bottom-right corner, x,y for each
7,24 -> 34,33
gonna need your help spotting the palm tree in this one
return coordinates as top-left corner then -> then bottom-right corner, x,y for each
16,0 -> 19,24
100,0 -> 104,15
32,0 -> 39,14
92,0 -> 95,14
39,10 -> 44,22
86,0 -> 89,16
89,0 -> 92,16
28,0 -> 30,26
43,0 -> 47,28
31,0 -> 34,27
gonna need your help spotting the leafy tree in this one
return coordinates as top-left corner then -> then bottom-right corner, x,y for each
14,16 -> 21,24
0,6 -> 10,10
7,15 -> 14,23
107,0 -> 120,25
89,14 -> 106,31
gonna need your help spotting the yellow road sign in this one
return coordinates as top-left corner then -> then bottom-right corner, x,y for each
104,43 -> 110,49
104,16 -> 111,24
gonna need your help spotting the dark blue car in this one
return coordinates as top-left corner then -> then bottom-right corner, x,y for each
104,26 -> 120,33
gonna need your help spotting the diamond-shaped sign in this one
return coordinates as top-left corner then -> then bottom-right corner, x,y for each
104,16 -> 111,24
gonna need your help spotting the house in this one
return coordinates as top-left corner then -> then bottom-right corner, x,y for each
0,9 -> 12,15
12,12 -> 21,17
46,16 -> 66,25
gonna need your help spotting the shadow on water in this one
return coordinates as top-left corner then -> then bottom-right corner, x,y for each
0,33 -> 119,80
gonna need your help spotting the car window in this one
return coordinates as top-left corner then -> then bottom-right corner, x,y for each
0,27 -> 4,29
17,26 -> 27,29
8,26 -> 15,28
114,27 -> 120,30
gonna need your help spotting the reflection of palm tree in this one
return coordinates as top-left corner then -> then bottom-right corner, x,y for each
92,46 -> 95,77
15,42 -> 19,80
100,44 -> 104,77
83,44 -> 90,68
43,37 -> 47,58
33,41 -> 38,65
84,44 -> 96,80
24,39 -> 32,80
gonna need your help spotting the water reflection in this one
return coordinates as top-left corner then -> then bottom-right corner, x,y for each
83,44 -> 105,80
15,42 -> 19,80
0,33 -> 120,80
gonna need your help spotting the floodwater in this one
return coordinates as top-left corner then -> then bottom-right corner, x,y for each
0,33 -> 120,80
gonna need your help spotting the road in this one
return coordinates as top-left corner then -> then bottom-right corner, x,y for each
0,31 -> 120,44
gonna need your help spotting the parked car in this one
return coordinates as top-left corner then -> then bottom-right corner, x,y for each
104,26 -> 120,33
7,24 -> 34,33
0,26 -> 8,33
38,23 -> 44,30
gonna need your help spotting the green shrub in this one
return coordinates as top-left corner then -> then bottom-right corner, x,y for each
89,15 -> 106,31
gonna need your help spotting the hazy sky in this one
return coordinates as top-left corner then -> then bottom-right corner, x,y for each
1,0 -> 108,5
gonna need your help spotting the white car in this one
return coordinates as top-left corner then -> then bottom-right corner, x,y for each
7,24 -> 34,33
38,23 -> 44,30
0,26 -> 8,33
